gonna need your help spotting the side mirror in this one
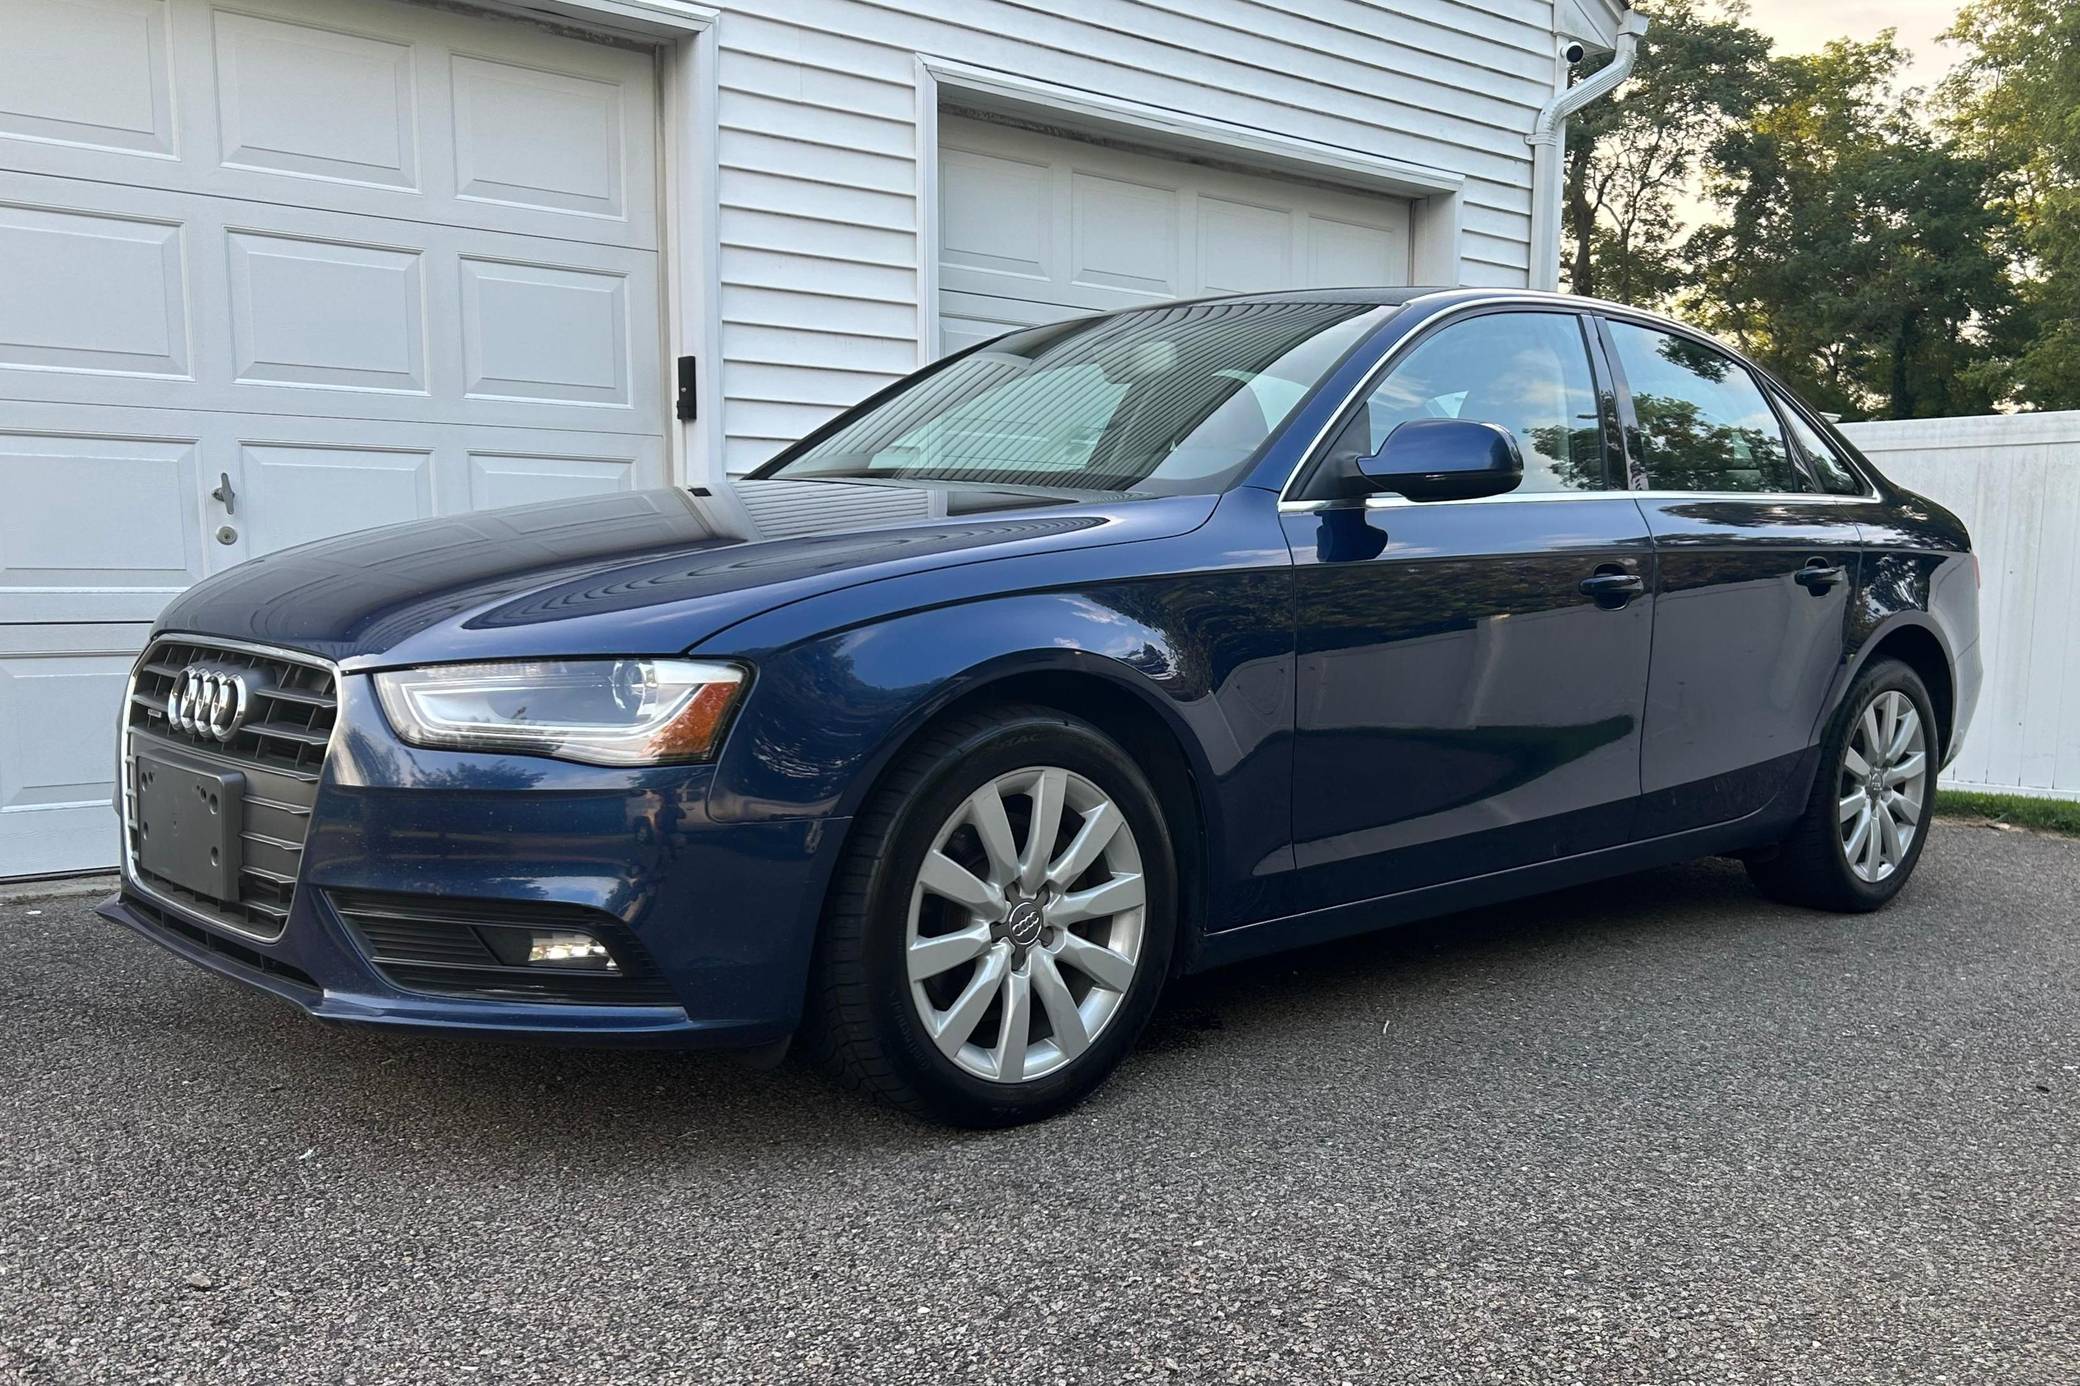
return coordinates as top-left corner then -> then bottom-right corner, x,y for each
1358,418 -> 1523,502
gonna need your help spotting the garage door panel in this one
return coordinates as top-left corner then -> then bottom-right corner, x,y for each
0,171 -> 662,431
0,0 -> 176,157
0,403 -> 662,610
937,116 -> 1411,351
1198,196 -> 1295,295
450,52 -> 628,222
1069,170 -> 1179,300
207,415 -> 664,542
1,0 -> 658,251
4,413 -> 675,578
228,229 -> 426,392
939,145 -> 1052,288
0,423 -> 203,623
238,441 -> 435,557
468,450 -> 639,509
1307,213 -> 1408,285
210,7 -> 419,189
459,257 -> 634,408
0,623 -> 153,878
0,201 -> 189,377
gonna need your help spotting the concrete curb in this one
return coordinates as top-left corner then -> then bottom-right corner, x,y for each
2,874 -> 118,905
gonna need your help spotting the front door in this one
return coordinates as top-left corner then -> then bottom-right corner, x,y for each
1599,316 -> 1863,833
1280,309 -> 1656,912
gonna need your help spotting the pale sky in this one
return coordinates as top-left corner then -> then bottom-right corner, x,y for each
1739,0 -> 1964,92
1660,2 -> 1966,229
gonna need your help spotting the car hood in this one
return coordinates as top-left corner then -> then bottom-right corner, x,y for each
154,479 -> 1218,667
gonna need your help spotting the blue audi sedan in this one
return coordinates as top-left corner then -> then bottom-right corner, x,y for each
103,288 -> 1981,1126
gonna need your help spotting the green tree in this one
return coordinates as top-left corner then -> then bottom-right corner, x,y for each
1943,0 -> 2080,409
1561,0 -> 1773,304
1682,36 -> 2016,420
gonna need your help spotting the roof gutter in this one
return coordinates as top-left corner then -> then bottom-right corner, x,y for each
1526,9 -> 1650,292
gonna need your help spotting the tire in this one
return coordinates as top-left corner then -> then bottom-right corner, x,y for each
805,704 -> 1177,1127
1746,658 -> 1939,912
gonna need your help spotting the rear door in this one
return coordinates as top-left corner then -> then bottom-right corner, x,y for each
1599,316 -> 1862,834
1281,307 -> 1654,912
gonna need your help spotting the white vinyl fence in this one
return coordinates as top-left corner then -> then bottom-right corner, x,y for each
1842,411 -> 2080,802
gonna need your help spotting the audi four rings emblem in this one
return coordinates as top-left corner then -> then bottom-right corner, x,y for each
169,666 -> 252,742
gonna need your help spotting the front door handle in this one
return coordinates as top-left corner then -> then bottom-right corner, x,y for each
1795,560 -> 1846,592
1579,569 -> 1645,607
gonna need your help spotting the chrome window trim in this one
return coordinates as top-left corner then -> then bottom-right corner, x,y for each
1274,291 -> 1881,506
1598,312 -> 1882,503
1759,380 -> 1880,502
1276,489 -> 1879,514
120,632 -> 343,947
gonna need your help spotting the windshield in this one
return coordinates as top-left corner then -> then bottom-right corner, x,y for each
758,300 -> 1391,495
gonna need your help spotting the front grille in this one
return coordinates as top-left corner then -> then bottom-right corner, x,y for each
122,890 -> 323,996
330,890 -> 682,1008
125,636 -> 339,941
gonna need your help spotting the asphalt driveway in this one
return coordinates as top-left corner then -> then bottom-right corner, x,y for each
3,823 -> 2076,1384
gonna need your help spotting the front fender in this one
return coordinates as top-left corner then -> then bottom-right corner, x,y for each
695,489 -> 1298,931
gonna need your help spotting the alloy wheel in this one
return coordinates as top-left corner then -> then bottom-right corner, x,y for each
904,766 -> 1146,1084
1838,689 -> 1928,883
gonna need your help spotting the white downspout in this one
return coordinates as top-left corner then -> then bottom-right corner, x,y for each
1527,10 -> 1650,293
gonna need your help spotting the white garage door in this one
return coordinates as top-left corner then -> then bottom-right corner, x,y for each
0,0 -> 668,877
936,114 -> 1412,356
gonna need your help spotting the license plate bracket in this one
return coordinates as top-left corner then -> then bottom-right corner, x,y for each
135,755 -> 245,901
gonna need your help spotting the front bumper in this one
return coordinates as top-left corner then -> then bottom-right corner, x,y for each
105,672 -> 850,1048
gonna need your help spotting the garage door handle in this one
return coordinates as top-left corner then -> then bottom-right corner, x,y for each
211,472 -> 236,515
1795,561 -> 1845,591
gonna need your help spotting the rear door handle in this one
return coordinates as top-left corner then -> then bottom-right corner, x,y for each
1579,570 -> 1645,606
1795,560 -> 1846,591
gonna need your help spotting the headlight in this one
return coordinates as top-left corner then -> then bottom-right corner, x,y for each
372,658 -> 747,766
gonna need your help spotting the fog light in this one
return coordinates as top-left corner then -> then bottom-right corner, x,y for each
525,930 -> 618,971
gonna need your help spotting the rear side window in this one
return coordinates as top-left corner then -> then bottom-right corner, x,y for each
1607,321 -> 1803,493
1774,394 -> 1866,495
1317,311 -> 1608,495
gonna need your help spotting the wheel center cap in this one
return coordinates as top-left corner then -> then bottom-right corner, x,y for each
1005,899 -> 1045,948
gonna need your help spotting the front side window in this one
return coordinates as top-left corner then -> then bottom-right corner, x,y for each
1606,321 -> 1802,493
1774,393 -> 1866,495
762,300 -> 1390,495
1310,311 -> 1608,498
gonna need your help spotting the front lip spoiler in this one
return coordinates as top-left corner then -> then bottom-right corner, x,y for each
96,892 -> 789,1050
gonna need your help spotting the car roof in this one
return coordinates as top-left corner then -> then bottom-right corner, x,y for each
1092,286 -> 1732,359
1155,286 -> 1439,307
1135,285 -> 1688,324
